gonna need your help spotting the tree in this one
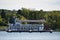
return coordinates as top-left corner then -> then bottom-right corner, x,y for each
0,10 -> 8,25
17,9 -> 22,15
1,10 -> 6,19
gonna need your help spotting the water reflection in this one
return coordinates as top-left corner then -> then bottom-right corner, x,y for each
0,31 -> 60,40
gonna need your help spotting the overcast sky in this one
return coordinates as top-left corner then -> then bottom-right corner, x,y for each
0,0 -> 60,11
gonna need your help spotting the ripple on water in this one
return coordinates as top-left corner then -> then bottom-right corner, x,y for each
0,31 -> 60,40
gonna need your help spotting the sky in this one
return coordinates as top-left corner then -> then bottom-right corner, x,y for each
0,0 -> 60,11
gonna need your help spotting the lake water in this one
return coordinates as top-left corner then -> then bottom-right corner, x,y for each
0,31 -> 60,40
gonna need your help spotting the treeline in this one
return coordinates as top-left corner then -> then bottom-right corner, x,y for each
0,8 -> 60,30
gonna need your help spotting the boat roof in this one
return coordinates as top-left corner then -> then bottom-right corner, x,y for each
19,19 -> 46,22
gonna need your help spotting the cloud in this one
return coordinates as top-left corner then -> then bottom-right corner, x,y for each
20,0 -> 60,10
0,0 -> 60,11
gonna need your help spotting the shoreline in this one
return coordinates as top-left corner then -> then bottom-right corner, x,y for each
0,29 -> 60,32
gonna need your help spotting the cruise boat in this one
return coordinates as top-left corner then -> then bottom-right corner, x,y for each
6,16 -> 52,33
6,17 -> 53,33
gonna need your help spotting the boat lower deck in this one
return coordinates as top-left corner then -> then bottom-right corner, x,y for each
6,30 -> 52,33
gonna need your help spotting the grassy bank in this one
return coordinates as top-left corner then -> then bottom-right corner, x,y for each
0,26 -> 8,31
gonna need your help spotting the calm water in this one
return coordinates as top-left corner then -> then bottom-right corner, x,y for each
0,31 -> 60,40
